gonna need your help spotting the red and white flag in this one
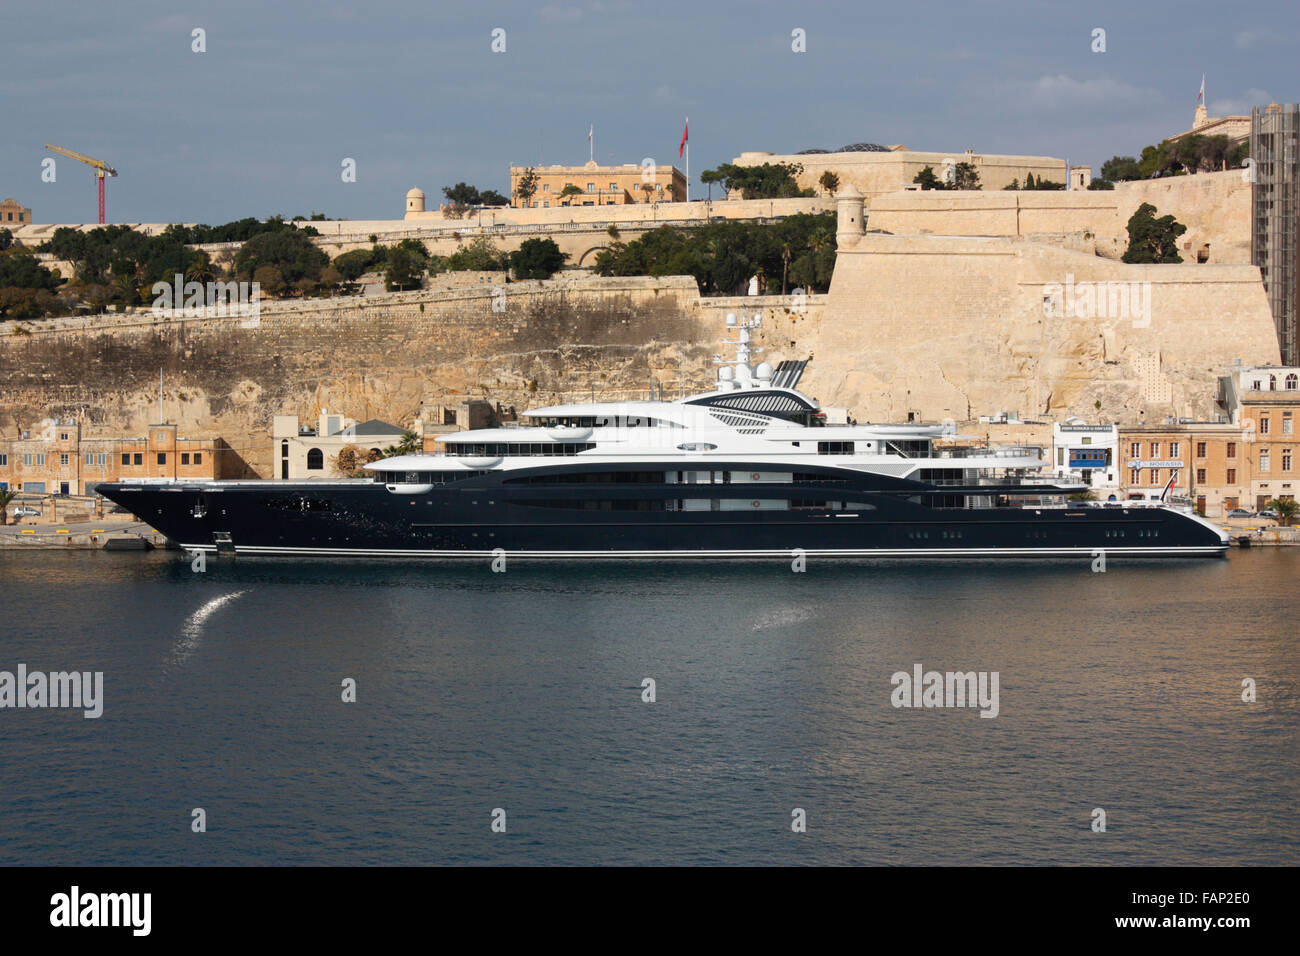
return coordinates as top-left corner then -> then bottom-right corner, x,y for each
1197,75 -> 1205,105
588,124 -> 593,142
679,119 -> 688,158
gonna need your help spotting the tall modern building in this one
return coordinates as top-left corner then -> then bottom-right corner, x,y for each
1251,103 -> 1300,365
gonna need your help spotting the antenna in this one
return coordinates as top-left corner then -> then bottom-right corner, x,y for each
713,313 -> 763,388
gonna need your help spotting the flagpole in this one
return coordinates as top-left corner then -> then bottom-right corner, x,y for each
684,116 -> 689,203
590,123 -> 594,164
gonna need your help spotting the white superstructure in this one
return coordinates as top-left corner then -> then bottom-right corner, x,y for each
368,313 -> 1046,486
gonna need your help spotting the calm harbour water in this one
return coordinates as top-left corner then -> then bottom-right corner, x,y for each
0,548 -> 1296,866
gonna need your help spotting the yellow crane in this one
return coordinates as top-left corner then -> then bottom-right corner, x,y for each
44,143 -> 118,224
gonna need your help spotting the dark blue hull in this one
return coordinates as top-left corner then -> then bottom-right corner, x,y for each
97,463 -> 1229,559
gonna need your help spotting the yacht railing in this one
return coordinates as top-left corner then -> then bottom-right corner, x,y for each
934,445 -> 1043,460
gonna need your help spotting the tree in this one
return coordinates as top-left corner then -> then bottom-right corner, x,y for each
952,162 -> 981,190
509,238 -> 568,280
818,171 -> 840,196
913,166 -> 947,190
1087,179 -> 1116,190
557,184 -> 584,205
1101,156 -> 1142,181
0,250 -> 59,291
319,265 -> 342,289
185,253 -> 215,286
381,432 -> 421,458
592,212 -> 837,294
698,162 -> 807,199
445,237 -> 506,272
252,265 -> 286,296
384,247 -> 424,291
1268,498 -> 1298,527
1138,140 -> 1180,179
235,229 -> 328,286
332,248 -> 380,282
443,182 -> 481,206
1021,175 -> 1065,190
1122,202 -> 1186,264
515,168 -> 540,207
1229,141 -> 1250,170
1175,135 -> 1205,174
0,487 -> 15,525
1197,134 -> 1233,172
479,189 -> 509,207
0,228 -> 12,251
333,445 -> 369,478
700,167 -> 725,201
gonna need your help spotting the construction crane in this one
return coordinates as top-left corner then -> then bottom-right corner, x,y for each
44,143 -> 118,224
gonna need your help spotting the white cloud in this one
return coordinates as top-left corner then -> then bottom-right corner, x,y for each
539,4 -> 586,21
1020,74 -> 1156,111
1209,88 -> 1272,116
1234,30 -> 1295,50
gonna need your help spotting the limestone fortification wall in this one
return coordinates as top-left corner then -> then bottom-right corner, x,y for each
0,276 -> 825,477
865,170 -> 1253,263
8,197 -> 830,258
732,149 -> 1069,199
803,233 -> 1279,424
396,196 -> 829,227
0,194 -> 1279,477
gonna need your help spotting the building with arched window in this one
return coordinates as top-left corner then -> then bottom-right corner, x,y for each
272,410 -> 409,480
1217,363 -> 1300,511
0,418 -> 239,497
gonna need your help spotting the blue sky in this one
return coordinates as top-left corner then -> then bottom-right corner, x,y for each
2,0 -> 1296,225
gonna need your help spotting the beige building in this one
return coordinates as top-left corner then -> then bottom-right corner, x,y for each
1169,102 -> 1251,147
508,160 -> 686,209
1118,422 -> 1248,516
1221,364 -> 1300,511
1,198 -> 31,227
272,410 -> 409,480
730,145 -> 1074,202
0,419 -> 235,496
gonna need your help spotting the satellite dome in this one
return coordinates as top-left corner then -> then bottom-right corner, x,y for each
755,362 -> 773,381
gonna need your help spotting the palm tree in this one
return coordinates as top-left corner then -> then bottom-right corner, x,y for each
780,242 -> 792,295
0,488 -> 14,526
112,273 -> 137,309
808,228 -> 833,256
380,432 -> 421,458
1268,498 -> 1298,527
186,254 -> 215,287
